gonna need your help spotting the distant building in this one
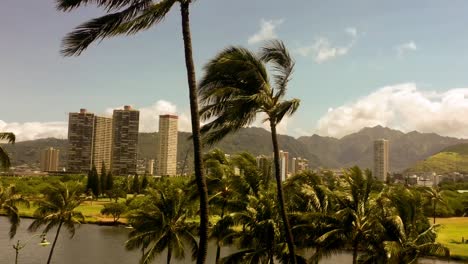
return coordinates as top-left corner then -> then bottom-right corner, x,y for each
67,109 -> 114,173
111,105 -> 140,175
292,157 -> 309,175
156,115 -> 178,176
146,159 -> 154,176
92,116 -> 113,172
67,109 -> 95,173
40,147 -> 59,172
279,150 -> 289,181
373,139 -> 389,181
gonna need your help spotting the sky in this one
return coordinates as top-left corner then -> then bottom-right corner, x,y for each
3,0 -> 468,141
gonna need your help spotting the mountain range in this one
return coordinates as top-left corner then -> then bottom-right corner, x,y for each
3,126 -> 468,172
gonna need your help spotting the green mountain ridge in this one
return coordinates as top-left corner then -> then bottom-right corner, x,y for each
3,126 -> 468,172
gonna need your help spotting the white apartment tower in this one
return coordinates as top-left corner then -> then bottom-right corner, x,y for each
146,159 -> 154,176
157,115 -> 178,176
373,139 -> 389,181
279,150 -> 289,181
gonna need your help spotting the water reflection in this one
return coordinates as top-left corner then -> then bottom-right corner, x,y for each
0,218 -> 461,264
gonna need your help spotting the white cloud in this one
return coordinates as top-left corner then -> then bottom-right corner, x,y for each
248,19 -> 284,45
1,100 -> 192,142
396,41 -> 417,57
0,120 -> 68,142
315,83 -> 468,138
296,28 -> 358,63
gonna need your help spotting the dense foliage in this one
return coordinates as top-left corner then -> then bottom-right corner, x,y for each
1,149 -> 464,263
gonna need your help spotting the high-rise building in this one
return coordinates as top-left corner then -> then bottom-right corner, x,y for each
291,157 -> 309,175
67,109 -> 95,172
279,150 -> 289,181
40,147 -> 60,172
146,159 -> 154,176
156,115 -> 178,176
373,139 -> 389,181
92,116 -> 113,172
111,105 -> 140,175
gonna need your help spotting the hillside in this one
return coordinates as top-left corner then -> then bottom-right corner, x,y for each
3,126 -> 468,172
298,126 -> 468,171
406,143 -> 468,174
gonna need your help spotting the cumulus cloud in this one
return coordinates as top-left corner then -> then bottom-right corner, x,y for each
0,120 -> 68,142
2,100 -> 192,142
296,28 -> 358,63
396,41 -> 417,57
248,19 -> 284,45
315,83 -> 468,138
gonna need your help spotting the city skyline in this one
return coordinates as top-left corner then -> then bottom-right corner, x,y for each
4,1 -> 468,141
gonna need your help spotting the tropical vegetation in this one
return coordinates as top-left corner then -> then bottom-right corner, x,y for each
1,151 -> 465,262
0,132 -> 15,170
198,40 -> 300,263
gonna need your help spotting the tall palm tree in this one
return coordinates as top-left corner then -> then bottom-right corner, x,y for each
425,187 -> 446,224
126,187 -> 198,264
0,183 -> 29,238
0,132 -> 15,170
28,182 -> 85,264
198,40 -> 300,263
55,1 -> 209,261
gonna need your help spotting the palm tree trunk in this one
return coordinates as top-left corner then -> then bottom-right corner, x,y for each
352,241 -> 358,264
167,245 -> 172,264
270,122 -> 296,264
47,221 -> 63,264
215,201 -> 227,263
180,3 -> 209,264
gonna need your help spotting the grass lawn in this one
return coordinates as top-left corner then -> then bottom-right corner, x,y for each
17,199 -> 111,223
436,217 -> 468,260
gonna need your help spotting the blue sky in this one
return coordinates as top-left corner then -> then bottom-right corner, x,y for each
3,0 -> 468,140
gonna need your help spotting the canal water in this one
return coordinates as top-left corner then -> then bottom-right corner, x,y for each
0,218 -> 463,264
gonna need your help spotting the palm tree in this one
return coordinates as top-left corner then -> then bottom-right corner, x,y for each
0,132 -> 15,170
28,182 -> 85,264
221,193 -> 306,264
198,40 -> 300,263
425,187 -> 446,224
311,167 -> 377,264
361,185 -> 450,263
55,1 -> 209,262
126,187 -> 198,264
203,149 -> 250,263
0,183 -> 29,238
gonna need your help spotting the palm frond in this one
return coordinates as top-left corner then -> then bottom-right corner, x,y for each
271,99 -> 300,123
259,40 -> 295,99
0,147 -> 11,170
61,0 -> 176,56
56,0 -> 141,11
0,133 -> 15,143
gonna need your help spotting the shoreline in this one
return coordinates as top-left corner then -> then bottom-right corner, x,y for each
3,214 -> 466,262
